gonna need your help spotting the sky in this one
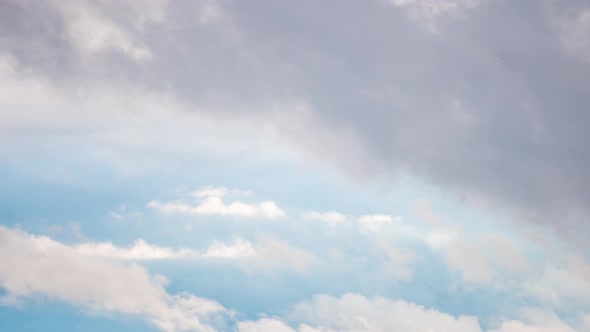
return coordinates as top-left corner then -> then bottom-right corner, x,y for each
1,0 -> 590,331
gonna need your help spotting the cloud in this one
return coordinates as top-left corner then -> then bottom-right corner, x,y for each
524,255 -> 590,310
0,226 -> 225,332
558,7 -> 590,62
193,186 -> 229,198
239,294 -> 580,332
55,1 -> 153,61
148,188 -> 284,219
408,198 -> 531,283
202,239 -> 256,259
3,0 -> 590,246
374,241 -> 420,280
238,318 -> 296,332
302,211 -> 348,228
358,214 -> 400,231
387,0 -> 485,31
76,239 -> 198,260
75,236 -> 314,272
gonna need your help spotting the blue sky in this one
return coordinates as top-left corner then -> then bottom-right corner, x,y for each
1,0 -> 590,331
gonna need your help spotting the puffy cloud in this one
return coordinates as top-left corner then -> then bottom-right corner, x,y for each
202,239 -> 256,259
0,226 -> 224,332
238,318 -> 296,332
75,237 -> 314,272
487,309 -> 578,332
358,214 -> 401,231
302,211 -> 348,228
76,239 -> 198,260
3,0 -> 590,246
289,293 -> 482,332
148,188 -> 284,219
239,294 -> 580,332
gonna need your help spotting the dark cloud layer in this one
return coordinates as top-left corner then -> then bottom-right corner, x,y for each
2,0 -> 590,242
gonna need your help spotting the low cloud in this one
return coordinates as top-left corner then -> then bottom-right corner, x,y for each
148,187 -> 284,219
0,226 -> 225,332
239,293 -> 579,332
358,214 -> 401,231
302,211 -> 348,228
76,236 -> 315,273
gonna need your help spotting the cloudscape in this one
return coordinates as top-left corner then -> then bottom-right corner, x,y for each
1,0 -> 590,331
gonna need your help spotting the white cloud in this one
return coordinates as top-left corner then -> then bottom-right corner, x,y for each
76,239 -> 198,260
302,211 -> 348,228
0,226 -> 224,332
487,309 -> 577,332
193,186 -> 229,198
202,239 -> 256,259
238,318 -> 296,332
358,214 -> 400,231
74,236 -> 314,272
148,192 -> 284,219
239,294 -> 579,332
242,293 -> 483,332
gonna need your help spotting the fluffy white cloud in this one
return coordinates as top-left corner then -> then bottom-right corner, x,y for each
302,211 -> 348,228
148,189 -> 284,219
239,294 -> 580,332
487,309 -> 578,332
238,318 -> 296,332
0,226 -> 224,332
202,239 -> 256,259
193,186 -> 229,198
76,239 -> 198,260
202,236 -> 316,273
358,214 -> 400,231
75,236 -> 314,272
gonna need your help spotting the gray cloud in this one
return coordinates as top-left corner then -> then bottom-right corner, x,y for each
2,0 -> 590,243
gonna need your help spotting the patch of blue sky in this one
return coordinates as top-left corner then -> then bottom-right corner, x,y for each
0,302 -> 156,332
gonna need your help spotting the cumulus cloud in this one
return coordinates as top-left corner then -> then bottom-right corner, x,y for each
302,211 -> 348,228
76,239 -> 198,260
358,214 -> 401,231
202,239 -> 256,259
0,226 -> 225,332
148,188 -> 284,219
239,294 -> 580,332
75,236 -> 314,272
3,0 -> 590,246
